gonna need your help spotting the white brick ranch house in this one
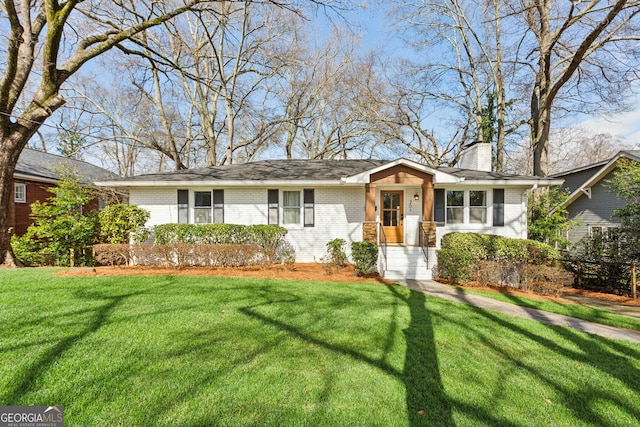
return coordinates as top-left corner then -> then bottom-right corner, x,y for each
96,143 -> 561,280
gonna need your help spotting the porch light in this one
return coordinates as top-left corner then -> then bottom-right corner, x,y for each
413,193 -> 419,201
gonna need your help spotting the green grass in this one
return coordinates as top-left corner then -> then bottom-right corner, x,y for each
452,285 -> 640,332
1,269 -> 639,426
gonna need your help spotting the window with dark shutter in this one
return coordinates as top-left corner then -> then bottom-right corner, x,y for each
304,189 -> 314,227
493,189 -> 505,226
434,189 -> 445,225
178,190 -> 189,223
213,190 -> 224,223
268,189 -> 279,225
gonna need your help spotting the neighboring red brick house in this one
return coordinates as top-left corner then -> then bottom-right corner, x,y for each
10,148 -> 116,236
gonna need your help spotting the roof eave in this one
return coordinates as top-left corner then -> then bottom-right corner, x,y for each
95,179 -> 353,187
437,179 -> 563,187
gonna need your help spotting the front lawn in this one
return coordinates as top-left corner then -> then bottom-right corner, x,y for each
1,269 -> 639,426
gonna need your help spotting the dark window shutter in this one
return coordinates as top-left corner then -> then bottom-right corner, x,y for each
434,189 -> 445,225
268,189 -> 279,224
493,189 -> 504,226
304,189 -> 314,227
213,190 -> 224,223
177,189 -> 189,224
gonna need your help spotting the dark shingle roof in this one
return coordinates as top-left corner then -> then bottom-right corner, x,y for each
100,158 -> 556,185
15,148 -> 116,184
111,159 -> 390,182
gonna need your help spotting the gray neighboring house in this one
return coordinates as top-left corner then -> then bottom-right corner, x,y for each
551,150 -> 640,243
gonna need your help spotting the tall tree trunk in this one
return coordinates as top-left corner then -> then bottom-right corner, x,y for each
531,103 -> 551,177
0,135 -> 28,266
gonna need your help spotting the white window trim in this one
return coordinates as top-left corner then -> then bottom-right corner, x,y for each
445,189 -> 490,226
282,190 -> 302,226
194,190 -> 213,224
14,183 -> 26,203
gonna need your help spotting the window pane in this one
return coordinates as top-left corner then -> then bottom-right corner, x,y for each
447,191 -> 464,207
194,191 -> 212,207
447,207 -> 464,224
469,191 -> 486,207
194,209 -> 211,224
14,184 -> 26,202
283,191 -> 300,208
283,191 -> 300,224
283,208 -> 300,224
470,207 -> 487,224
383,210 -> 391,226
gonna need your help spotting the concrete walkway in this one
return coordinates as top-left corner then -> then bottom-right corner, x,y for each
399,279 -> 640,344
560,292 -> 640,319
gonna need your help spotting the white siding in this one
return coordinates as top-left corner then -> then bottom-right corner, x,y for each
130,186 -> 365,262
130,185 -> 532,260
286,187 -> 364,261
130,188 -> 178,226
434,187 -> 528,247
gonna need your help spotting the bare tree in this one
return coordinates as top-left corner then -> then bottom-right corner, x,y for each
387,0 -> 523,169
0,0 -> 334,265
272,24 -> 390,160
518,0 -> 640,176
505,126 -> 634,175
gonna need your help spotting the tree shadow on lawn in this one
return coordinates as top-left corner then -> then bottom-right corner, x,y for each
2,282 -> 174,405
240,283 -> 521,426
446,291 -> 640,426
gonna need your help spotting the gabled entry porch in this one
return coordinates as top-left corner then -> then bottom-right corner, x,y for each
361,163 -> 438,280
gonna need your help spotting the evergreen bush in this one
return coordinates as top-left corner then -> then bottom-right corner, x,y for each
351,242 -> 378,276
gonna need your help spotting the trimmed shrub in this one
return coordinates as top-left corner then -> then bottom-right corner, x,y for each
522,265 -> 573,296
351,242 -> 378,276
153,223 -> 290,263
246,225 -> 289,263
93,244 -> 132,266
476,261 -> 524,287
437,247 -> 479,283
98,204 -> 150,244
437,232 -> 562,285
93,243 -> 262,267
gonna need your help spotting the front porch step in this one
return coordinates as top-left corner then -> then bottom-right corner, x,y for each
379,246 -> 436,281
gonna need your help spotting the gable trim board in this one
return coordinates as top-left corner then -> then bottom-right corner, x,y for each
553,150 -> 640,211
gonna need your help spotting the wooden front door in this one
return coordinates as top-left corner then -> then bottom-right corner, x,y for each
381,191 -> 404,243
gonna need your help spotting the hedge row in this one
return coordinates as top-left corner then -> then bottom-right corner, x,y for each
153,224 -> 290,263
436,232 -> 561,284
93,243 -> 272,267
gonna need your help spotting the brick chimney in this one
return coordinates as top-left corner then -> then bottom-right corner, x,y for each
458,142 -> 492,171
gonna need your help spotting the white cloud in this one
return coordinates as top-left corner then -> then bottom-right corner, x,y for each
575,107 -> 640,147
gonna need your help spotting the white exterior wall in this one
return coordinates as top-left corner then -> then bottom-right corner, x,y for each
287,187 -> 364,262
434,187 -> 528,247
130,188 -> 179,226
130,185 -> 532,259
130,186 -> 365,262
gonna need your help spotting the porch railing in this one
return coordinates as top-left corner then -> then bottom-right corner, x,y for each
378,222 -> 388,266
